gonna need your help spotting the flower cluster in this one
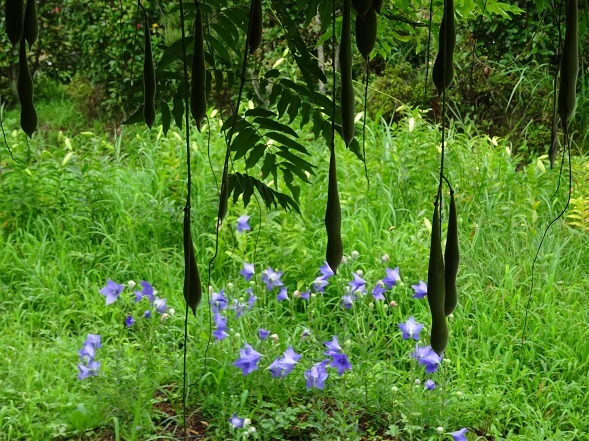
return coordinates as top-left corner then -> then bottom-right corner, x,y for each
268,347 -> 301,378
98,279 -> 170,325
323,336 -> 352,375
77,334 -> 101,380
411,344 -> 442,374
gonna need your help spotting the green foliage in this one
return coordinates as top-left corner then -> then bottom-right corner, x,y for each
1,103 -> 589,439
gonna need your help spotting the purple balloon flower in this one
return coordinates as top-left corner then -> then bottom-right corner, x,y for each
382,267 -> 400,289
143,310 -> 152,319
412,281 -> 428,299
411,344 -> 442,373
134,280 -> 155,303
77,360 -> 100,380
329,352 -> 352,375
236,215 -> 251,233
211,289 -> 228,312
268,347 -> 301,378
78,342 -> 96,363
258,328 -> 270,340
398,316 -> 424,341
324,336 -> 342,355
229,413 -> 245,429
341,294 -> 355,309
424,379 -> 436,390
85,334 -> 101,349
304,360 -> 329,389
125,315 -> 135,327
348,273 -> 366,294
277,286 -> 288,301
213,328 -> 229,340
246,288 -> 257,309
371,281 -> 386,300
313,276 -> 328,293
300,290 -> 311,300
233,344 -> 261,375
261,267 -> 284,291
319,261 -> 335,280
99,279 -> 124,305
240,262 -> 255,281
451,428 -> 468,441
153,298 -> 168,314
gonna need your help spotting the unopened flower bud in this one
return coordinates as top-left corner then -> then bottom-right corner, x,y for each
160,313 -> 170,322
127,280 -> 136,289
381,253 -> 390,263
448,313 -> 455,320
456,391 -> 463,397
243,418 -> 251,427
311,293 -> 317,298
169,308 -> 175,316
227,282 -> 234,290
293,290 -> 301,298
247,427 -> 256,434
436,426 -> 444,434
208,286 -> 213,294
341,255 -> 348,263
351,250 -> 360,259
414,379 -> 421,385
234,333 -> 240,338
355,269 -> 364,276
391,386 -> 398,393
389,301 -> 397,307
443,358 -> 451,364
368,302 -> 374,309
270,333 -> 279,343
383,303 -> 389,309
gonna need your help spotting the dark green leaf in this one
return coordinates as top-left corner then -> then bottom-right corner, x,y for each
264,69 -> 280,79
254,117 -> 299,138
245,108 -> 276,118
122,105 -> 144,125
300,102 -> 311,129
277,90 -> 291,118
265,131 -> 310,156
232,128 -> 260,160
261,153 -> 276,178
245,144 -> 267,169
287,95 -> 301,123
282,168 -> 301,201
275,147 -> 315,175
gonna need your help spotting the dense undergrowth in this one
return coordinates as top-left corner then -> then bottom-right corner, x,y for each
1,99 -> 588,440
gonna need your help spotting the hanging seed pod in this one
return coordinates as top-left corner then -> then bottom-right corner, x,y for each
372,0 -> 383,13
325,148 -> 343,274
444,191 -> 459,316
142,8 -> 156,129
18,39 -> 37,137
340,0 -> 355,146
432,0 -> 456,93
355,7 -> 377,60
5,0 -> 25,46
191,2 -> 206,131
248,0 -> 263,53
352,0 -> 372,18
218,172 -> 228,223
558,0 -> 578,123
23,0 -> 38,48
427,201 -> 448,355
183,210 -> 202,315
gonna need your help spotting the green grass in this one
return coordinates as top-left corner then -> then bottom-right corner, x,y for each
1,99 -> 588,440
